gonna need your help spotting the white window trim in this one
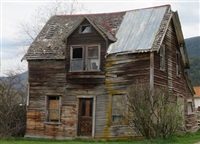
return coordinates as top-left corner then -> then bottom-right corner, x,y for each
70,44 -> 101,72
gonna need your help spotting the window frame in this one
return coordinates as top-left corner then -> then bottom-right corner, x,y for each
79,24 -> 91,34
176,51 -> 181,76
71,46 -> 84,71
111,94 -> 127,125
45,95 -> 61,123
70,45 -> 100,72
187,100 -> 194,115
160,44 -> 165,71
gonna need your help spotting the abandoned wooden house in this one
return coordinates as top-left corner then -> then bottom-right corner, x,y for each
22,4 -> 198,139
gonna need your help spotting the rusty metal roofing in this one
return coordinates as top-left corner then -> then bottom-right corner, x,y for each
107,6 -> 170,54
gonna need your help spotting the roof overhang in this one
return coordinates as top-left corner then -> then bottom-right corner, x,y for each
62,16 -> 115,43
172,11 -> 190,68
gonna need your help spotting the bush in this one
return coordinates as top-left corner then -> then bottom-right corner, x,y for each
126,83 -> 184,139
0,71 -> 27,138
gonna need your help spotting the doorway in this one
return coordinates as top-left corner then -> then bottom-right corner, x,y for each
78,98 -> 93,136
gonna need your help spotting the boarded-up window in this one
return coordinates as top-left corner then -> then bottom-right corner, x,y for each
47,96 -> 60,122
160,44 -> 165,70
187,101 -> 193,115
71,45 -> 100,72
112,95 -> 126,123
176,52 -> 181,75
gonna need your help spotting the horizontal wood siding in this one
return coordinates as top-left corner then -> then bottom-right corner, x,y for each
154,20 -> 198,132
26,18 -> 109,139
106,53 -> 150,94
104,53 -> 150,138
26,60 -> 80,139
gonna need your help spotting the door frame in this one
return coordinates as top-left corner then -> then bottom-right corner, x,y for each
76,95 -> 96,137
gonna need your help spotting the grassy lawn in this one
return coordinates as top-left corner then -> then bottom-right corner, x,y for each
1,132 -> 200,144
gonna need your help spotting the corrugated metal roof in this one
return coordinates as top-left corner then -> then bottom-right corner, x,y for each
107,6 -> 168,54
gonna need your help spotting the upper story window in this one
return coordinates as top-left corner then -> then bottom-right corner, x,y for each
176,51 -> 181,76
80,24 -> 91,34
71,45 -> 100,72
160,44 -> 165,71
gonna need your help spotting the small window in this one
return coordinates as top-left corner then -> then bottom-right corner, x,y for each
70,45 -> 100,72
187,101 -> 193,115
80,25 -> 91,33
47,96 -> 60,122
112,95 -> 126,124
160,44 -> 165,70
176,52 -> 181,76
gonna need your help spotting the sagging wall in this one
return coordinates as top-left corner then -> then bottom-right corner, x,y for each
26,18 -> 110,139
26,60 -> 78,139
104,53 -> 150,138
154,20 -> 198,132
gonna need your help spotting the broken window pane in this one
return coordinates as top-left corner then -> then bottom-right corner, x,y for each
80,25 -> 91,33
71,45 -> 100,71
73,47 -> 83,58
87,46 -> 99,71
87,59 -> 99,71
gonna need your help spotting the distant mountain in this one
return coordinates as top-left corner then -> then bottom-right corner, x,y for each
185,36 -> 200,86
0,71 -> 28,90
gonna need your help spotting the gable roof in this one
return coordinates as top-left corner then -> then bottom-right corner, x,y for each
22,4 -> 188,67
22,11 -> 125,60
194,86 -> 200,97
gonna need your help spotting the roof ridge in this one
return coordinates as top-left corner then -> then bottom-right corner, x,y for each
55,4 -> 170,17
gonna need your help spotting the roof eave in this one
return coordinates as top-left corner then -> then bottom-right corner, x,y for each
172,11 -> 190,69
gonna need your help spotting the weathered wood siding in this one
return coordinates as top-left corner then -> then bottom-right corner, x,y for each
26,19 -> 109,139
65,19 -> 109,138
26,60 -> 79,139
104,53 -> 150,138
154,20 -> 198,131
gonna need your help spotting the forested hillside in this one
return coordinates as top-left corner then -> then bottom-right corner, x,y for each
185,36 -> 200,86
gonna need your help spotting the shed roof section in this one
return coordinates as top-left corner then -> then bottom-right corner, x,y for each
23,5 -> 173,60
194,87 -> 200,97
107,5 -> 171,54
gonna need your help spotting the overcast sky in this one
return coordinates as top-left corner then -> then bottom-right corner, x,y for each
0,0 -> 200,76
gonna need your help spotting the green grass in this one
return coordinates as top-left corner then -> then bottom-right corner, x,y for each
1,131 -> 200,144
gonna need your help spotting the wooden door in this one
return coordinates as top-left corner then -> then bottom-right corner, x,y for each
78,98 -> 93,136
